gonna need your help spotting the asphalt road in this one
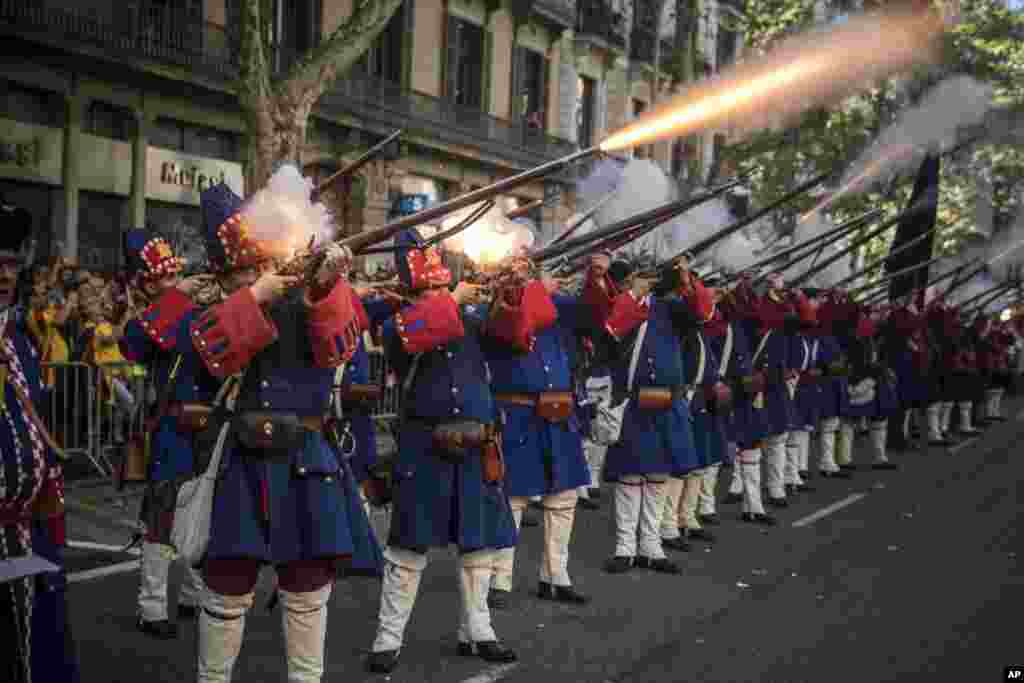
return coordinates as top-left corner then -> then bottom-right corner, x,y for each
63,406 -> 1024,683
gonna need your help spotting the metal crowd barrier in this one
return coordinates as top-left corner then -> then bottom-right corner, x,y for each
42,347 -> 399,480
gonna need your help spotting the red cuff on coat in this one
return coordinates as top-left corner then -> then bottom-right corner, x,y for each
605,292 -> 649,340
307,278 -> 362,368
487,280 -> 558,353
679,279 -> 715,322
394,292 -> 465,354
190,287 -> 278,378
138,288 -> 196,351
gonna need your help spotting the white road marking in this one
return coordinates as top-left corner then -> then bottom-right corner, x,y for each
949,438 -> 978,455
67,539 -> 141,555
792,493 -> 867,528
68,559 -> 140,584
460,663 -> 520,683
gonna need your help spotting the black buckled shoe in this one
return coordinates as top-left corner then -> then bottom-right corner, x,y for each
538,582 -> 590,605
487,588 -> 511,610
741,512 -> 777,526
137,618 -> 178,640
366,649 -> 401,674
796,483 -> 815,493
577,496 -> 600,511
685,528 -> 715,544
724,492 -> 743,504
457,641 -> 518,663
604,556 -> 634,574
767,496 -> 788,508
662,537 -> 691,552
799,469 -> 812,480
820,470 -> 852,479
635,556 -> 682,574
177,604 -> 198,620
785,484 -> 796,497
839,464 -> 857,472
871,462 -> 900,471
698,513 -> 720,526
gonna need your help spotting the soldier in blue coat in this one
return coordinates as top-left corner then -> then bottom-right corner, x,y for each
660,267 -> 729,549
189,183 -> 382,683
718,280 -> 776,526
746,273 -> 798,508
812,292 -> 853,479
118,230 -> 214,639
484,264 -> 593,607
784,290 -> 821,496
366,223 -> 518,674
583,255 -> 707,574
0,203 -> 80,683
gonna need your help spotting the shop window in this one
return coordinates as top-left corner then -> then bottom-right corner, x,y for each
0,81 -> 62,128
513,47 -> 548,128
78,192 -> 127,272
577,76 -> 595,148
354,0 -> 406,84
145,200 -> 204,268
445,16 -> 485,110
151,117 -> 239,162
86,101 -> 132,141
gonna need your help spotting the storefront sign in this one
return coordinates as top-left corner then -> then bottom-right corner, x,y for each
146,146 -> 244,206
0,119 -> 62,185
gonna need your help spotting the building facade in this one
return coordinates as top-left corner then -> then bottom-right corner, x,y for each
0,0 -> 742,268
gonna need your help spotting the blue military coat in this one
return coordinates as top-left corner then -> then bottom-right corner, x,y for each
680,327 -> 723,470
743,319 -> 795,437
484,296 -> 592,497
602,298 -> 700,480
708,319 -> 766,451
1,309 -> 80,683
790,333 -> 822,430
382,297 -> 517,553
838,333 -> 898,421
814,333 -> 848,420
120,289 -> 220,483
190,287 -> 382,573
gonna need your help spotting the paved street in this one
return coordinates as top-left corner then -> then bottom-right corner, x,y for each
64,405 -> 1024,683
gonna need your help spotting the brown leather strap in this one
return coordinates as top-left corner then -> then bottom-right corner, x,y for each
494,393 -> 537,407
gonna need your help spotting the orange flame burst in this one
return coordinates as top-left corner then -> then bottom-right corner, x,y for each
599,9 -> 943,153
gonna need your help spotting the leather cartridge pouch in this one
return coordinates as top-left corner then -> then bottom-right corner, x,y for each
481,439 -> 506,484
705,382 -> 733,415
431,420 -> 489,460
235,412 -> 305,455
177,402 -> 214,434
636,387 -> 675,412
535,391 -> 573,423
338,383 -> 383,404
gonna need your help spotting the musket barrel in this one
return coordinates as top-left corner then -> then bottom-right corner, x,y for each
662,171 -> 830,267
829,225 -> 938,291
313,129 -> 403,199
338,147 -> 599,254
788,201 -> 933,288
849,256 -> 942,297
505,199 -> 545,220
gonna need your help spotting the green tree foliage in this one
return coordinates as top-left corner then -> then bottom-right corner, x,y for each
719,0 -> 1024,283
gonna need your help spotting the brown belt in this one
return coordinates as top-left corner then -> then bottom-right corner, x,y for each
300,416 -> 326,433
495,393 -> 540,407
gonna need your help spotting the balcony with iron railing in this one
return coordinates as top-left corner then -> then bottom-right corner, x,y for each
0,0 -> 577,168
575,0 -> 628,51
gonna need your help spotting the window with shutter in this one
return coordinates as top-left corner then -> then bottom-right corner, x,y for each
516,48 -> 547,129
446,15 -> 485,110
577,75 -> 595,148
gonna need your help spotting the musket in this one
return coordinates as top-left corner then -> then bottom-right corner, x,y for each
862,259 -> 979,305
357,200 -> 495,255
505,199 -> 545,220
549,175 -> 749,272
311,129 -> 403,202
956,281 -> 1016,311
850,256 -> 943,299
827,225 -> 940,291
964,286 -> 1018,316
531,174 -> 746,265
709,208 -> 883,282
658,172 -> 830,269
277,147 -> 601,281
548,189 -> 622,246
788,200 -> 934,288
941,261 -> 990,300
750,210 -> 883,282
